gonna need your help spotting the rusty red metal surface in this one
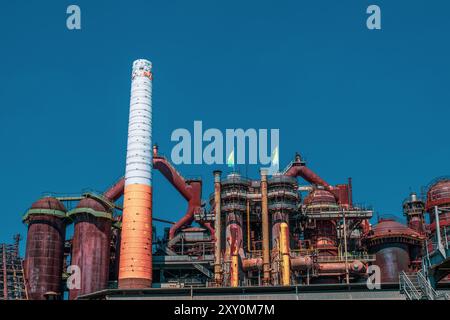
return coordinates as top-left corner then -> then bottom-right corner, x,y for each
225,211 -> 244,258
334,184 -> 350,208
271,211 -> 289,250
426,179 -> 450,211
368,218 -> 423,239
152,155 -> 203,240
99,151 -> 213,243
373,245 -> 410,283
363,219 -> 424,283
103,178 -> 125,202
285,165 -> 331,190
314,220 -> 338,256
24,197 -> 66,300
303,189 -> 337,206
69,198 -> 111,300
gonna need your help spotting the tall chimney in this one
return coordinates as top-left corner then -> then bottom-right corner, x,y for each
261,169 -> 271,285
213,170 -> 223,286
118,59 -> 153,289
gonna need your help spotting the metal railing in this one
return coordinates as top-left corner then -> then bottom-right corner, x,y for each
399,271 -> 422,300
417,270 -> 450,300
317,253 -> 376,263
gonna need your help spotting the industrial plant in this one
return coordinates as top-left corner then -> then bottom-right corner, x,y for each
2,59 -> 450,300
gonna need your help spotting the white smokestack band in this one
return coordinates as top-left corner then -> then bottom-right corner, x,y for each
125,59 -> 153,187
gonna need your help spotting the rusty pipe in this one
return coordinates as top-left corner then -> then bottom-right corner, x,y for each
230,225 -> 239,287
317,260 -> 366,274
242,258 -> 263,271
261,169 -> 270,285
153,156 -> 191,201
246,199 -> 255,253
168,180 -> 202,240
153,155 -> 203,240
201,221 -> 216,241
103,177 -> 125,202
285,165 -> 333,191
213,170 -> 223,286
290,256 -> 313,271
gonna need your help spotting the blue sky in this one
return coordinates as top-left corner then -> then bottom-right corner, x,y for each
0,1 -> 449,253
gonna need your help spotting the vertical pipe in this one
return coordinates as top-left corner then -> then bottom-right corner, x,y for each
435,206 -> 443,252
246,199 -> 252,252
280,222 -> 290,286
230,225 -> 239,287
261,169 -> 271,285
343,211 -> 349,284
213,170 -> 223,286
119,59 -> 153,289
348,177 -> 353,208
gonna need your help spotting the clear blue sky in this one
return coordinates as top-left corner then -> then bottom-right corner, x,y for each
1,1 -> 449,253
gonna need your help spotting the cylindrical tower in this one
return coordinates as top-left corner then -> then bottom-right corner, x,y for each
303,189 -> 339,257
221,173 -> 249,286
363,218 -> 424,283
23,197 -> 67,300
403,192 -> 426,234
68,197 -> 112,299
426,179 -> 450,235
425,179 -> 450,283
268,174 -> 298,249
118,59 -> 153,289
267,174 -> 298,284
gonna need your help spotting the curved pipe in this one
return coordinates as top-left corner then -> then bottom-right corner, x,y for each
153,156 -> 191,201
106,147 -> 208,241
201,222 -> 216,241
152,149 -> 205,240
169,180 -> 202,240
103,177 -> 125,201
285,165 -> 332,190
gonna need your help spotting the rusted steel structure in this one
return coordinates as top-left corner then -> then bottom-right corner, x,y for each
403,192 -> 426,234
20,58 -> 450,298
68,198 -> 112,299
23,152 -> 450,295
362,218 -> 425,283
424,178 -> 450,284
0,235 -> 27,300
426,179 -> 450,235
23,197 -> 67,300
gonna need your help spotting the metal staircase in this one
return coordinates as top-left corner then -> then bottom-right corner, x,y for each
164,234 -> 213,279
400,271 -> 450,300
